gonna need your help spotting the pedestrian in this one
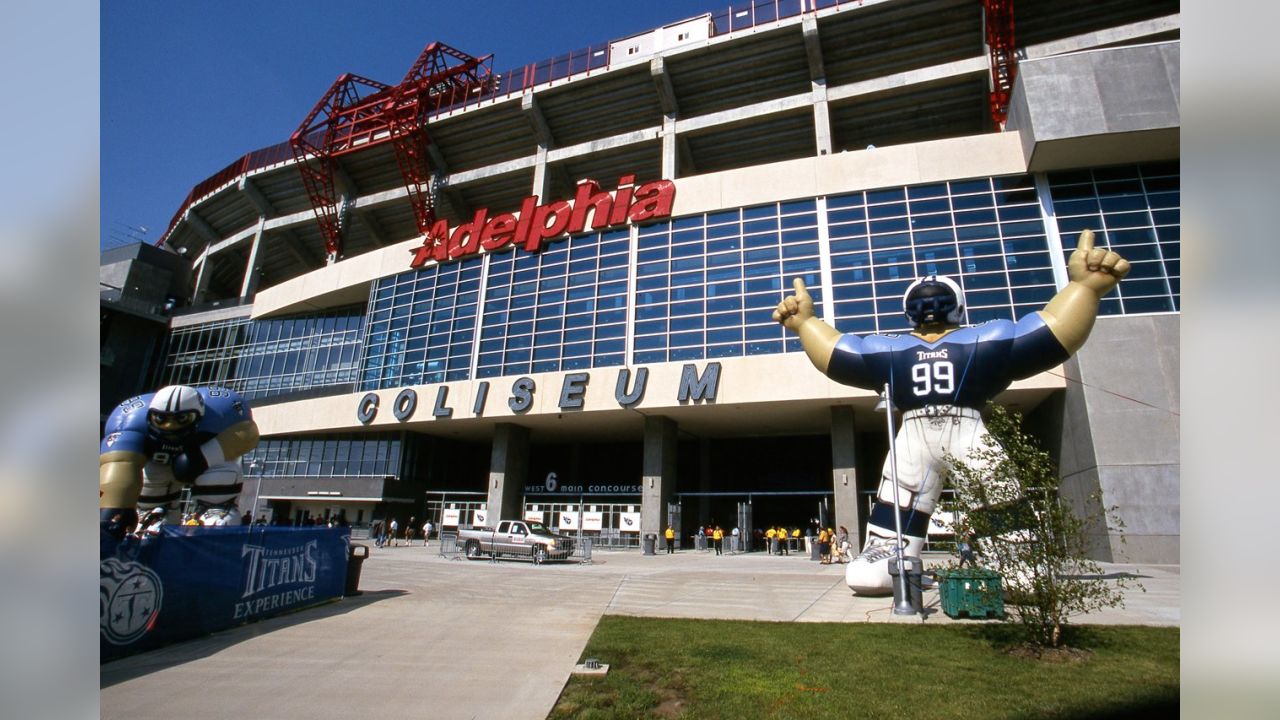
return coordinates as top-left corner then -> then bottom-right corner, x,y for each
104,512 -> 129,542
731,526 -> 740,553
389,518 -> 399,547
422,518 -> 431,547
696,526 -> 705,552
405,516 -> 417,544
712,526 -> 724,555
780,527 -> 790,556
135,507 -> 167,538
371,519 -> 383,547
818,527 -> 832,564
836,525 -> 850,563
664,525 -> 676,553
957,531 -> 977,568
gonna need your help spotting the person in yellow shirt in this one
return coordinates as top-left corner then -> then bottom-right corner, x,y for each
765,526 -> 777,554
664,525 -> 676,554
818,528 -> 831,564
779,527 -> 790,556
712,526 -> 724,556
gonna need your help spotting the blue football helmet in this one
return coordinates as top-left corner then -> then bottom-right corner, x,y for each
903,275 -> 964,326
147,385 -> 205,438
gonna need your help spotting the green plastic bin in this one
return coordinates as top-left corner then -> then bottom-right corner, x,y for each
936,568 -> 1004,619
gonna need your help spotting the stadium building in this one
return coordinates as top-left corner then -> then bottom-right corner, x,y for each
123,0 -> 1180,561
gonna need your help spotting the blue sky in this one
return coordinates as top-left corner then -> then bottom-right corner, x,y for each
101,0 -> 728,251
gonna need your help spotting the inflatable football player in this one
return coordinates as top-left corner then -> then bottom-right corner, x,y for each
773,230 -> 1128,595
100,385 -> 259,532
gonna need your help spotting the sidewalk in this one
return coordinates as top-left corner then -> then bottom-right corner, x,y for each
100,545 -> 1179,720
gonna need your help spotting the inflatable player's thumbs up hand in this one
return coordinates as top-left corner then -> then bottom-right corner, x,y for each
1068,229 -> 1131,296
773,278 -> 815,333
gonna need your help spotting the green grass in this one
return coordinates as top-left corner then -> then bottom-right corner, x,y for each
550,618 -> 1178,719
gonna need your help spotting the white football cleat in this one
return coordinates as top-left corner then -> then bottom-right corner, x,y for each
846,533 -> 927,596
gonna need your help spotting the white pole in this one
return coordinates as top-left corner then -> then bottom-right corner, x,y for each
882,383 -> 914,615
250,461 -> 263,524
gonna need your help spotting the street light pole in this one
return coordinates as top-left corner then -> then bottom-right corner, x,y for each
249,460 -> 263,524
878,384 -> 917,616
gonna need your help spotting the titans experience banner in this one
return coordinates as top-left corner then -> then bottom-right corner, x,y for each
100,526 -> 349,663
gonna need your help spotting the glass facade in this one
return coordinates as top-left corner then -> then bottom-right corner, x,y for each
827,174 -> 1056,334
360,256 -> 483,390
478,228 -> 631,376
634,201 -> 815,363
158,165 -> 1180,403
157,306 -> 364,401
1048,161 -> 1180,315
239,432 -> 402,478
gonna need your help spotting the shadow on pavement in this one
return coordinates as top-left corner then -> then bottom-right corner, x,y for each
1060,572 -> 1151,580
101,589 -> 407,687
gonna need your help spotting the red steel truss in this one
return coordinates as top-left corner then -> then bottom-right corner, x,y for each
983,0 -> 1017,127
290,43 -> 494,259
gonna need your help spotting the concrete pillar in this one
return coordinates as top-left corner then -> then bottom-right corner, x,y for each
661,115 -> 678,179
531,145 -> 549,200
802,15 -> 832,156
488,423 -> 530,522
698,438 -> 711,526
239,219 -> 265,298
812,80 -> 833,157
192,258 -> 212,304
641,415 -> 677,539
830,405 -> 863,538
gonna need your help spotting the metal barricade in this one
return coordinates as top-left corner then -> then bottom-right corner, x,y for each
437,531 -> 460,558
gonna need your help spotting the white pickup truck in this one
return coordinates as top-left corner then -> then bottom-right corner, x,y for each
456,520 -> 574,563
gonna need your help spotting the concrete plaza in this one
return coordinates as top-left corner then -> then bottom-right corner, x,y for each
100,544 -> 1179,719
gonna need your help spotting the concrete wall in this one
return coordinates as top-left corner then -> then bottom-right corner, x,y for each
1053,315 -> 1180,563
100,243 -> 192,305
100,311 -> 167,418
1007,41 -> 1180,171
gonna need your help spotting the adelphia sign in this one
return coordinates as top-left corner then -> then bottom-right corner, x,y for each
409,175 -> 675,268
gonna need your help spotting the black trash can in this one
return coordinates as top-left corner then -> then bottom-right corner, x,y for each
809,535 -> 821,561
643,533 -> 656,555
345,544 -> 368,596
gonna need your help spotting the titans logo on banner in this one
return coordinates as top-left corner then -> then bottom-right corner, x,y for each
100,558 -> 164,646
234,541 -> 320,620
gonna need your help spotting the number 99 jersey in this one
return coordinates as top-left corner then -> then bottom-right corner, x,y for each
825,313 -> 1068,412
